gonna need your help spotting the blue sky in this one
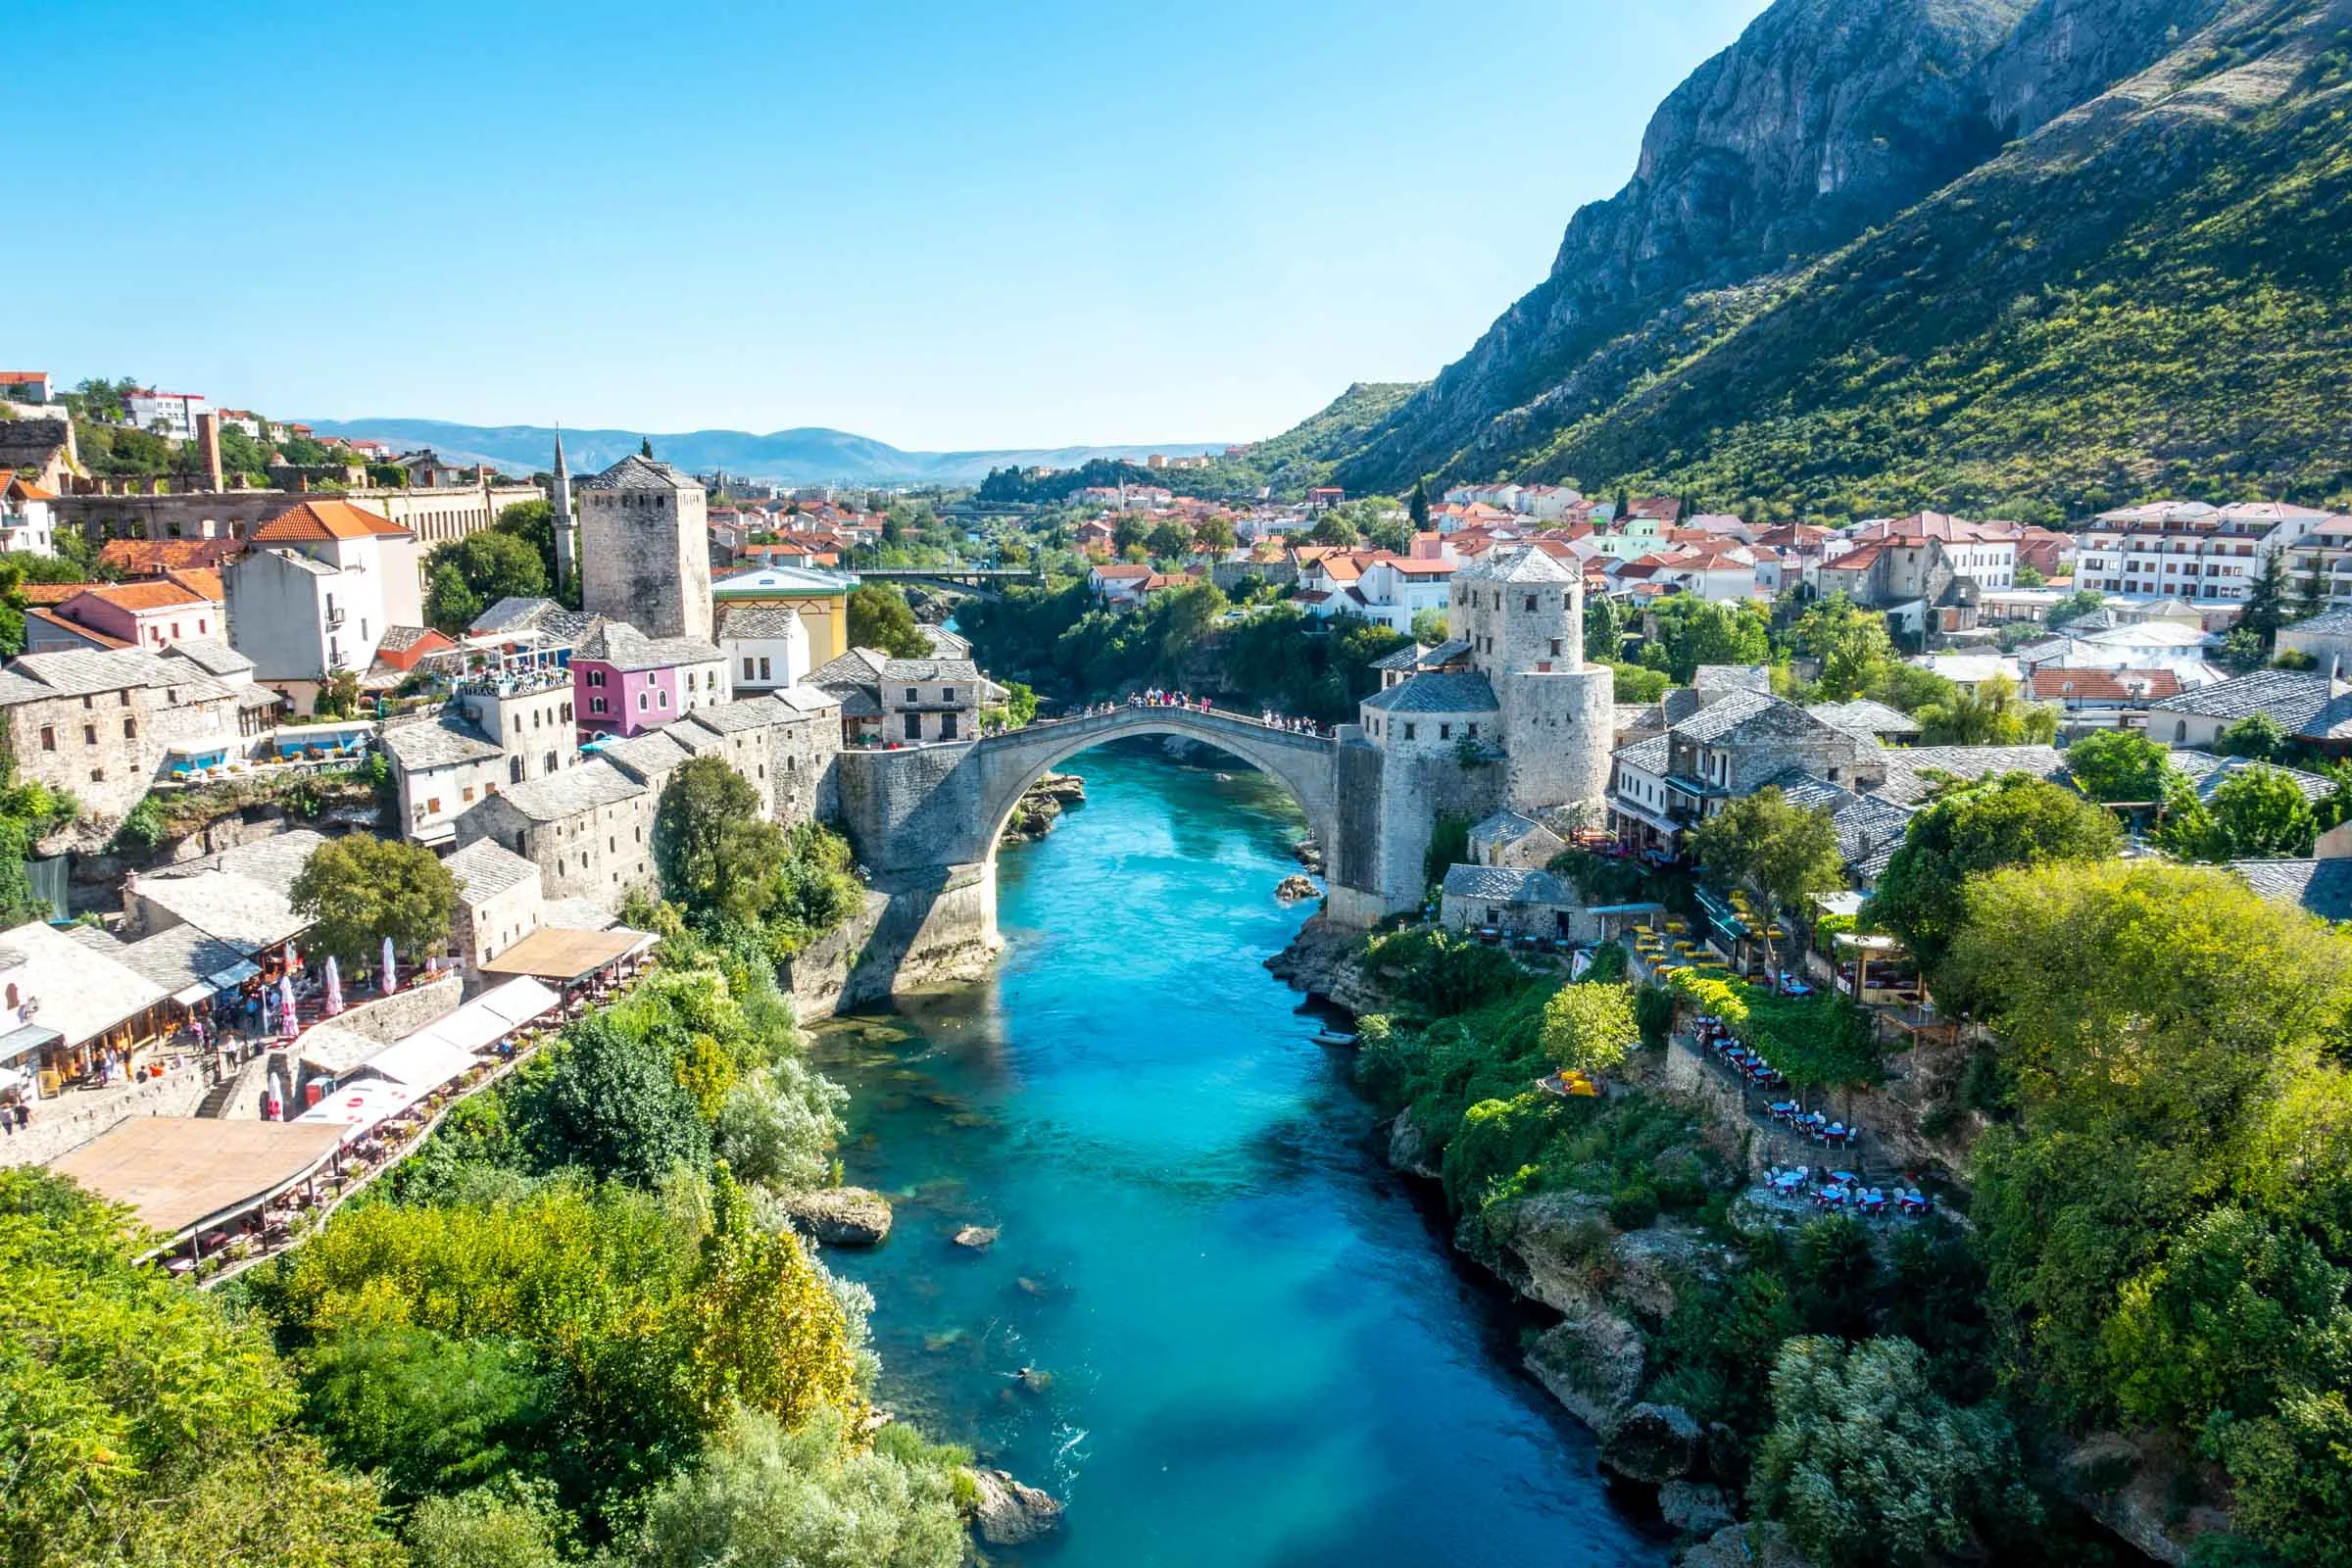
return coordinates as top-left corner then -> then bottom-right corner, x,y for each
19,0 -> 1770,450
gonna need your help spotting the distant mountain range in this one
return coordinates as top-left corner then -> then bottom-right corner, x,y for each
296,418 -> 1234,488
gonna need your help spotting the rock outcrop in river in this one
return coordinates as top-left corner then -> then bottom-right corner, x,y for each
1000,772 -> 1086,846
776,1186 -> 893,1247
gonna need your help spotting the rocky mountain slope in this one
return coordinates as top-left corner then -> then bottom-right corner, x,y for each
1334,0 -> 2352,517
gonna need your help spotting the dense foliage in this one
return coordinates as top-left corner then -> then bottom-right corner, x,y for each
651,759 -> 863,956
846,583 -> 930,660
289,834 -> 459,967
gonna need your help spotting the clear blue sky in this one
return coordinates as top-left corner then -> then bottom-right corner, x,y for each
19,0 -> 1770,451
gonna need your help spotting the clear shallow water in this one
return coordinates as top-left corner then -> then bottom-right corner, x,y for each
814,744 -> 1664,1567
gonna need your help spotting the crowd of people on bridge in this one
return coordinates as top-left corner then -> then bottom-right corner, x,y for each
1019,691 -> 1329,738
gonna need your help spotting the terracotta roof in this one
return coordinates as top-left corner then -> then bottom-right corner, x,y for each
251,499 -> 410,542
2,475 -> 59,502
17,581 -> 89,606
2027,668 -> 2182,703
164,566 -> 225,602
99,536 -> 245,574
80,579 -> 212,612
24,608 -> 131,649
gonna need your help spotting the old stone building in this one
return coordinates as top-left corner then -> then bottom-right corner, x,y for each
442,838 -> 546,971
0,647 -> 248,826
577,454 -> 711,641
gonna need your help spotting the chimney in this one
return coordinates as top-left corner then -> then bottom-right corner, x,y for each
195,411 -> 224,494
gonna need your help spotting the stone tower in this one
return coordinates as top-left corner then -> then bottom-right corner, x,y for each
1448,544 -> 1612,812
576,452 -> 712,641
550,425 -> 576,590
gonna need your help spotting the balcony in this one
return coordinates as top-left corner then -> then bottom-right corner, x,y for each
324,608 -> 347,629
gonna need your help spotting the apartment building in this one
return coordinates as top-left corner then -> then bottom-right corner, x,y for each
2074,501 -> 2329,605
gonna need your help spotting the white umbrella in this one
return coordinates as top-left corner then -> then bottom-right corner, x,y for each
322,956 -> 343,1017
265,1069 -> 286,1121
278,973 -> 299,1039
380,937 -> 397,996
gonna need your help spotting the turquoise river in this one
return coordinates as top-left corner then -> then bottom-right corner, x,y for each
815,743 -> 1665,1566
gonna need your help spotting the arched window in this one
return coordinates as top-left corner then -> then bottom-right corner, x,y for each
6,985 -> 18,1008
2175,719 -> 2187,743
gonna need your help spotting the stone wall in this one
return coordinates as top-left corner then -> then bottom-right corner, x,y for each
0,1068 -> 211,1168
333,972 -> 463,1044
1498,666 -> 1614,811
580,486 -> 711,641
782,868 -> 999,1020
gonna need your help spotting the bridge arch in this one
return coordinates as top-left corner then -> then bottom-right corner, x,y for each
971,707 -> 1341,876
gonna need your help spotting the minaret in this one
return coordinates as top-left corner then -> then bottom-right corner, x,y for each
550,424 -> 576,592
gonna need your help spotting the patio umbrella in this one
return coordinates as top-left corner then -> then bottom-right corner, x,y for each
279,973 -> 299,1039
322,956 -> 343,1017
380,936 -> 397,996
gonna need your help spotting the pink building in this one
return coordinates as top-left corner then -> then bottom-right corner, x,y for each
24,577 -> 224,656
571,620 -> 730,738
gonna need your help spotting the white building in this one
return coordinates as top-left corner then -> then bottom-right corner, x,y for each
0,475 -> 58,556
2074,501 -> 2328,607
123,389 -> 209,442
718,605 -> 812,693
221,500 -> 425,714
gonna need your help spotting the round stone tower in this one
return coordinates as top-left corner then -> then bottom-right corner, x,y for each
1448,544 -> 1613,812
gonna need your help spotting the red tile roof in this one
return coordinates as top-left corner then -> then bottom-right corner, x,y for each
252,499 -> 410,543
2028,668 -> 2183,703
99,536 -> 246,574
25,608 -> 131,649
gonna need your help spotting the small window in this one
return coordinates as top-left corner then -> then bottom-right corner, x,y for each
38,726 -> 53,752
119,690 -> 131,707
1549,638 -> 1563,657
743,657 -> 755,679
658,690 -> 668,708
1440,723 -> 1451,740
592,697 -> 607,714
637,692 -> 649,711
1524,595 -> 1537,612
1402,722 -> 1416,741
89,767 -> 103,782
760,658 -> 771,681
906,688 -> 919,704
81,724 -> 95,746
122,717 -> 135,739
1467,723 -> 1478,738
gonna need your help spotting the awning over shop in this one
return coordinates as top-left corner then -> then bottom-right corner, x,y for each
478,927 -> 654,985
49,1117 -> 344,1239
296,1078 -> 422,1141
353,1034 -> 476,1094
1692,887 -> 1749,939
171,957 -> 260,1006
0,1022 -> 61,1065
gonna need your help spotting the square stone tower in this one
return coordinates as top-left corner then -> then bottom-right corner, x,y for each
1448,543 -> 1612,812
577,453 -> 711,640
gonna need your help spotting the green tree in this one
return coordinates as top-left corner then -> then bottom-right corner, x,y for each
2216,710 -> 2288,760
1688,787 -> 1845,977
1609,662 -> 1668,702
289,833 -> 458,966
1410,606 -> 1449,644
2013,563 -> 2045,588
1644,596 -> 1770,682
491,498 -> 578,606
1790,593 -> 1894,700
1408,481 -> 1430,528
1865,772 -> 2121,991
406,1479 -> 570,1568
299,1326 -> 551,1504
512,1010 -> 713,1185
426,562 -> 483,635
0,1168 -> 403,1568
424,531 -> 548,632
712,1057 -> 848,1193
2240,550 -> 2291,650
654,757 -> 767,915
1540,982 -> 1639,1078
628,1406 -> 965,1568
1145,520 -> 1191,559
2065,729 -> 2173,803
1914,673 -> 2057,745
675,1167 -> 859,1428
2159,762 -> 2317,860
2044,589 -> 2108,631
847,583 -> 930,658
1751,1337 -> 2034,1568
1585,594 -> 1626,662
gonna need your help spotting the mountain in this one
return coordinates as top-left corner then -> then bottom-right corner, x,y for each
1329,0 -> 2352,519
295,418 -> 1235,488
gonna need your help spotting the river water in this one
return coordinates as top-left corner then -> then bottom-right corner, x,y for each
814,743 -> 1663,1566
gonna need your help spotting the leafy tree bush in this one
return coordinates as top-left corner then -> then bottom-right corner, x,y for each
1688,787 -> 1844,977
1865,772 -> 2121,994
1541,982 -> 1639,1077
847,583 -> 931,658
425,530 -> 547,632
299,1326 -> 552,1504
713,1057 -> 849,1193
626,1405 -> 966,1568
0,1169 -> 403,1568
2159,763 -> 2317,860
2066,729 -> 2173,803
406,1477 -> 572,1568
289,832 -> 459,966
511,1010 -> 714,1185
1751,1337 -> 2035,1568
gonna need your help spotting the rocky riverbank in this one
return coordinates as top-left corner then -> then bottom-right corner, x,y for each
999,771 -> 1086,845
1262,912 -> 1388,1014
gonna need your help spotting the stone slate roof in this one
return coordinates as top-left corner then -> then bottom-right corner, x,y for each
1692,664 -> 1772,694
769,684 -> 840,716
603,731 -> 694,783
1458,543 -> 1576,584
1869,746 -> 2069,807
1807,699 -> 1921,736
443,839 -> 539,903
878,657 -> 981,682
808,649 -> 890,688
1471,808 -> 1549,844
2171,751 -> 2335,804
2232,858 -> 2352,922
1616,734 -> 1672,775
1441,863 -> 1573,903
2281,606 -> 2352,638
0,648 -> 237,706
681,696 -> 794,734
493,759 -> 647,822
1669,689 -> 1848,747
380,715 -> 502,770
1360,670 -> 1499,714
574,620 -> 723,671
717,605 -> 808,640
93,923 -> 251,997
2153,668 -> 2333,725
578,453 -> 697,493
163,638 -> 252,678
1372,637 -> 1472,672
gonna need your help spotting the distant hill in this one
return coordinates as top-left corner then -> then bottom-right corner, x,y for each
295,418 -> 1235,488
1316,0 -> 2352,520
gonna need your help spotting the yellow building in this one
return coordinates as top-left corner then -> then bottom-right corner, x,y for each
710,564 -> 857,665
